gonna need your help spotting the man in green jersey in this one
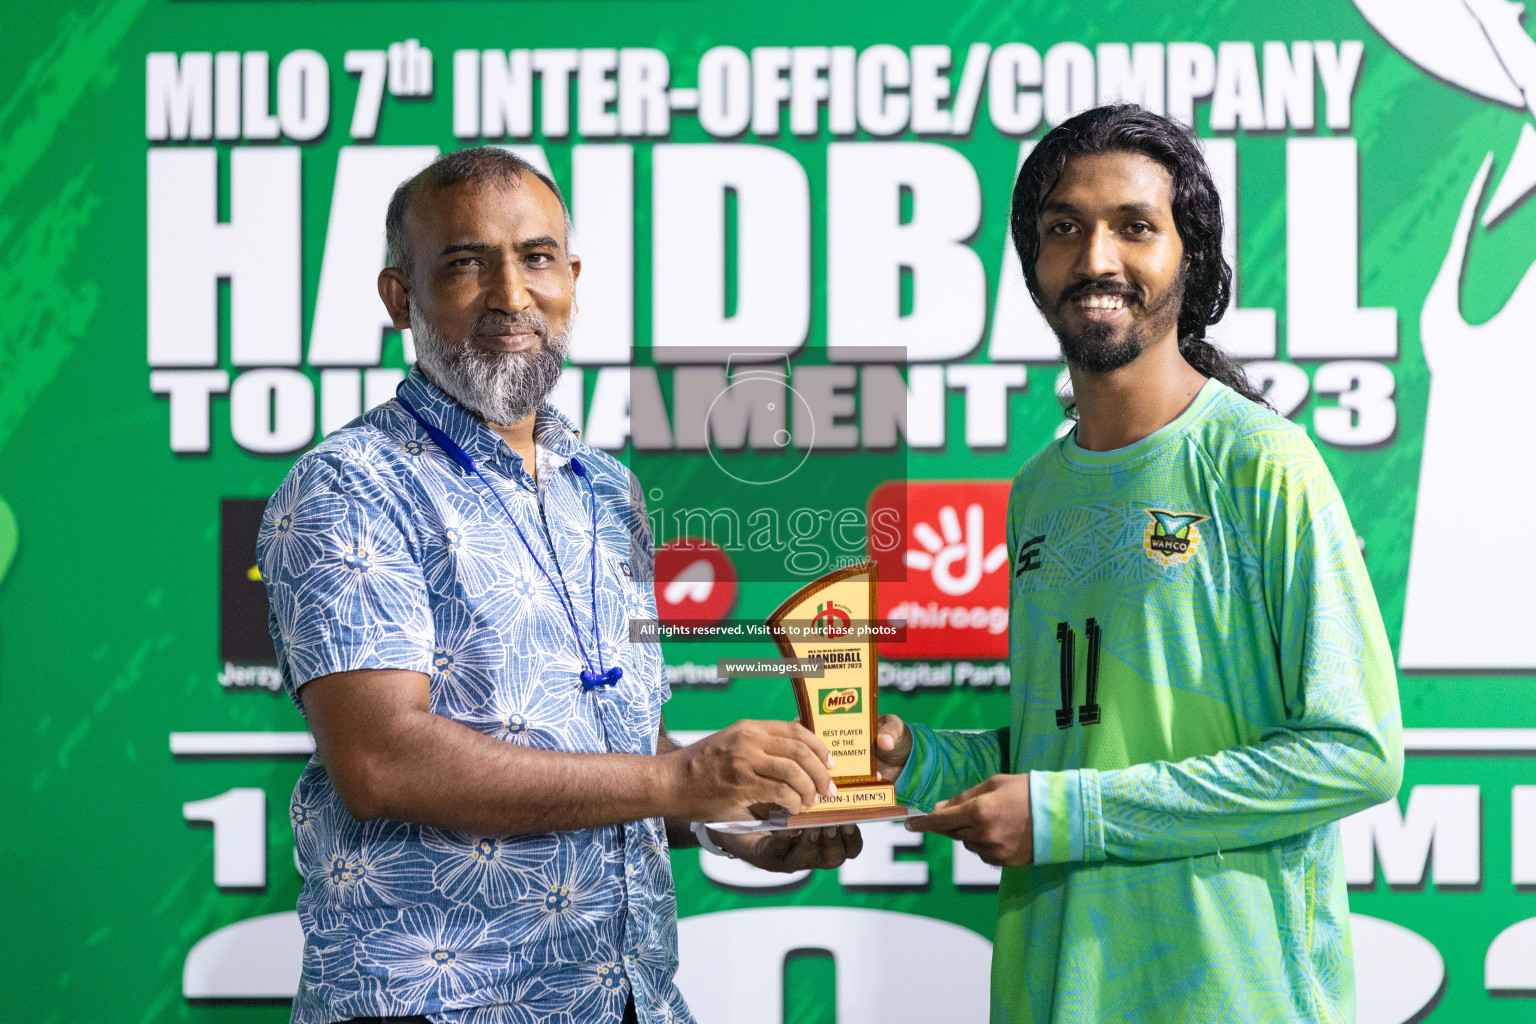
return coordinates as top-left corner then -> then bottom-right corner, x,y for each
877,104 -> 1403,1022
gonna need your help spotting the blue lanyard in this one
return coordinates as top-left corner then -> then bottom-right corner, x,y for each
396,391 -> 622,691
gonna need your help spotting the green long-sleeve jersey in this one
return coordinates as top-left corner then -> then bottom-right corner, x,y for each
896,379 -> 1403,1023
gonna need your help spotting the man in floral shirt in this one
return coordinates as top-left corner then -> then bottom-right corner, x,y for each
260,147 -> 859,1024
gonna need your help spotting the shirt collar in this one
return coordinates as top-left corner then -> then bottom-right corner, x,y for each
397,367 -> 585,476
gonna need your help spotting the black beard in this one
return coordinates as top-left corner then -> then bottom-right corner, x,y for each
1050,273 -> 1185,373
1059,320 -> 1147,373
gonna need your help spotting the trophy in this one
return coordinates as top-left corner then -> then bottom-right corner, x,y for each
713,561 -> 909,830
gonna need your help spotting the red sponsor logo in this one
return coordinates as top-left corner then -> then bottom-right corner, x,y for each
867,480 -> 1011,660
653,539 -> 739,626
811,600 -> 853,637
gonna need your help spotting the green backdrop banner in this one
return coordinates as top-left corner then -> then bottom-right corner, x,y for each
3,1 -> 1534,1021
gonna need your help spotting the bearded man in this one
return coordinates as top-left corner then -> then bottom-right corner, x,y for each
258,147 -> 860,1024
878,105 -> 1403,1022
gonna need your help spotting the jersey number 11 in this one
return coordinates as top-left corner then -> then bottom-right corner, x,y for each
1054,618 -> 1102,729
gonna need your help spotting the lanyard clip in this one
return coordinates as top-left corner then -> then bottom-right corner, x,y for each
580,666 -> 624,691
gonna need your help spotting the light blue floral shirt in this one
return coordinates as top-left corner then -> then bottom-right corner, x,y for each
258,368 -> 689,1024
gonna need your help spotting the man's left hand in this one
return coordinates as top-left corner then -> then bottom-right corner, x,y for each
904,774 -> 1034,867
716,825 -> 864,872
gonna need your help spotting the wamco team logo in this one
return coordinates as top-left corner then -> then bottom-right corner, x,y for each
1143,510 -> 1209,567
818,687 -> 863,714
811,599 -> 853,637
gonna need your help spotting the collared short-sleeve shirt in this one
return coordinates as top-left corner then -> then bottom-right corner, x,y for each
258,369 -> 690,1024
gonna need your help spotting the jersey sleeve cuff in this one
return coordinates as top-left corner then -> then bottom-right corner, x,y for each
894,722 -> 939,811
1030,769 -> 1105,865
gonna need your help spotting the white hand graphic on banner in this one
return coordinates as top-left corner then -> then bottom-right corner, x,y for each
1400,155 -> 1536,668
1359,0 -> 1536,668
1354,1 -> 1536,224
903,503 -> 1009,596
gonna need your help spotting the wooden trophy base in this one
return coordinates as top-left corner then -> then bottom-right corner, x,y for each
776,779 -> 905,826
774,802 -> 913,828
708,781 -> 910,833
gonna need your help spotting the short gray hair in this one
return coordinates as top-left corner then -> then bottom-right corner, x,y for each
384,147 -> 574,278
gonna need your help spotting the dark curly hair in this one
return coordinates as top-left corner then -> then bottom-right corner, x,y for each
1011,104 -> 1267,407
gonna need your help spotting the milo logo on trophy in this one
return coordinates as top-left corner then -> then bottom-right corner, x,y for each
765,561 -> 907,826
819,687 -> 862,714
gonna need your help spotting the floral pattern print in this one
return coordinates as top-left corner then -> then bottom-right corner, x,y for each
261,369 -> 683,1024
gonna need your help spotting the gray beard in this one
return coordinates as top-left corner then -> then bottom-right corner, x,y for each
409,303 -> 571,427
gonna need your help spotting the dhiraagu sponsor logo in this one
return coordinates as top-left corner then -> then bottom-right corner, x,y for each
818,687 -> 862,714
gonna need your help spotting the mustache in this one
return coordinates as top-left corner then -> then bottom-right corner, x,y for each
473,311 -> 550,342
1058,280 -> 1142,308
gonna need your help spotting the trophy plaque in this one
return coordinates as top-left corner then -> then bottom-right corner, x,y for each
710,561 -> 909,832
